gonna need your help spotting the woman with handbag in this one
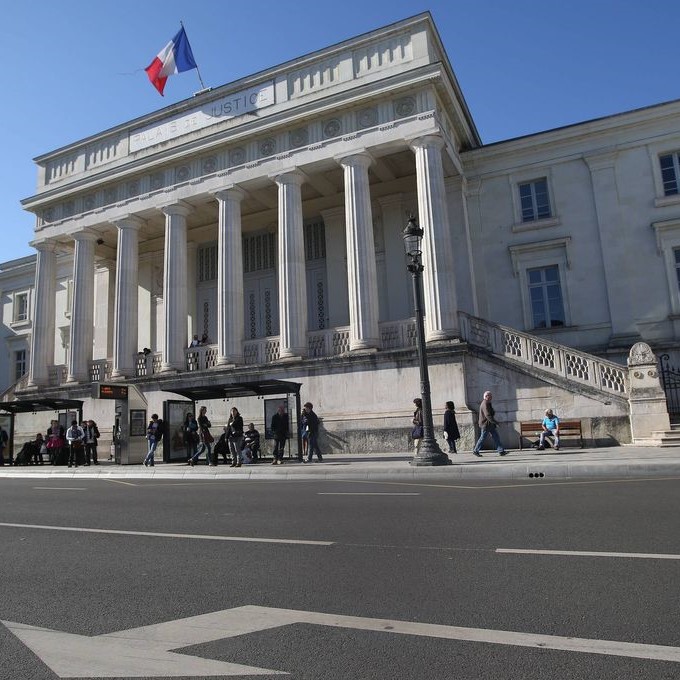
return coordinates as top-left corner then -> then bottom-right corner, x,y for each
189,406 -> 213,466
227,406 -> 244,467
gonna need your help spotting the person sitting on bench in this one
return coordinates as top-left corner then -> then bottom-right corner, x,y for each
539,409 -> 560,450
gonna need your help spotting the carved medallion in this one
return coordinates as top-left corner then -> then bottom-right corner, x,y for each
357,108 -> 378,128
202,156 -> 217,174
176,165 -> 190,182
229,148 -> 246,166
260,138 -> 276,157
323,119 -> 342,138
104,188 -> 117,205
127,180 -> 140,197
150,172 -> 164,191
83,195 -> 96,212
394,96 -> 416,117
289,128 -> 309,148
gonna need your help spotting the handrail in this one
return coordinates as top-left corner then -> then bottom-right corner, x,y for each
458,312 -> 628,397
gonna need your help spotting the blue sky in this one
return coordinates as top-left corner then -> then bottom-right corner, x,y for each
2,0 -> 678,262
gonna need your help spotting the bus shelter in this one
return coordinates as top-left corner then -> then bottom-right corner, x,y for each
163,379 -> 302,462
0,399 -> 84,459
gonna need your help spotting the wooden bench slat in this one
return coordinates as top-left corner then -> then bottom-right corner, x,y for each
518,419 -> 583,450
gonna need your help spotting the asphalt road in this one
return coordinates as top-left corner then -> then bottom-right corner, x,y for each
1,475 -> 679,679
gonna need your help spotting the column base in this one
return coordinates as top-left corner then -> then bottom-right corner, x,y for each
109,372 -> 131,381
275,354 -> 304,363
160,364 -> 181,374
213,360 -> 237,370
349,344 -> 379,354
410,436 -> 452,466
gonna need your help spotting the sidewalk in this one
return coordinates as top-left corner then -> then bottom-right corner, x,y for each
1,446 -> 679,481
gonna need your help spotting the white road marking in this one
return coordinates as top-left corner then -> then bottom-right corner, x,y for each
32,487 -> 87,491
317,492 -> 420,495
0,522 -> 333,546
497,548 -> 680,560
4,603 -> 680,678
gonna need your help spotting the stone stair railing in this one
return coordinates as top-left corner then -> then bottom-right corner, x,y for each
458,312 -> 629,399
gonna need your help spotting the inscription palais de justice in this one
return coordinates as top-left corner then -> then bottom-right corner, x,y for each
130,82 -> 275,152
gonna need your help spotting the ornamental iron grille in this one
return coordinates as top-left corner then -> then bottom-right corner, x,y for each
660,354 -> 680,420
198,245 -> 217,282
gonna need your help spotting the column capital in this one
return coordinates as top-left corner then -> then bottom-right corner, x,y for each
270,168 -> 305,186
336,151 -> 373,169
409,134 -> 446,152
113,215 -> 145,231
31,239 -> 58,254
213,186 -> 246,203
160,200 -> 192,218
71,228 -> 99,243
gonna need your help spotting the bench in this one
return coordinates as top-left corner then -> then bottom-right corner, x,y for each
518,419 -> 584,450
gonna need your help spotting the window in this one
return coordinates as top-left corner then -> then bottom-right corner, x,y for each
14,349 -> 26,381
528,266 -> 565,328
519,178 -> 552,222
13,292 -> 29,323
660,153 -> 680,196
198,245 -> 217,282
675,248 -> 680,290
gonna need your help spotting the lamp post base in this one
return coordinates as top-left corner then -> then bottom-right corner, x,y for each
410,437 -> 452,466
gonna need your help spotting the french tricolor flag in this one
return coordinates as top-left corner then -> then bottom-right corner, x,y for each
145,26 -> 198,96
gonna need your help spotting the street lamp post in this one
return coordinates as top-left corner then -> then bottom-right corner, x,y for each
403,215 -> 451,466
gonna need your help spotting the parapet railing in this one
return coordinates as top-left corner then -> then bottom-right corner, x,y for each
458,312 -> 628,397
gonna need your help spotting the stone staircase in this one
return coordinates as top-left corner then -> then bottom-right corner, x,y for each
639,423 -> 680,447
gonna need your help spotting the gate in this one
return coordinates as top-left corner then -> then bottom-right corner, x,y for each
659,354 -> 680,422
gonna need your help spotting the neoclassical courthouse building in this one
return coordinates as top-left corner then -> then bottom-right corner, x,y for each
1,13 -> 678,451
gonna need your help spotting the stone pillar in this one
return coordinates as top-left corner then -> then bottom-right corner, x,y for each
28,242 -> 57,387
627,342 -> 671,443
161,202 -> 190,372
214,187 -> 245,365
67,231 -> 97,383
111,216 -> 142,379
338,152 -> 380,351
411,134 -> 459,341
274,171 -> 307,359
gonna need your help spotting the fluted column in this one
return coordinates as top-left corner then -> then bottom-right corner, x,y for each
274,171 -> 307,359
111,216 -> 142,378
411,134 -> 459,340
338,152 -> 380,350
214,187 -> 245,365
28,241 -> 57,387
161,202 -> 190,372
67,231 -> 97,383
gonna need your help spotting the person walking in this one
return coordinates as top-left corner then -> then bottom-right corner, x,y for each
539,409 -> 560,450
188,405 -> 213,466
472,391 -> 507,457
443,401 -> 461,454
184,412 -> 199,463
270,405 -> 289,465
227,407 -> 244,467
144,413 -> 163,467
303,402 -> 323,462
65,419 -> 85,468
411,398 -> 424,453
83,419 -> 100,465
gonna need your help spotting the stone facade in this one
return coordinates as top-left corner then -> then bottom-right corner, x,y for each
2,13 -> 678,450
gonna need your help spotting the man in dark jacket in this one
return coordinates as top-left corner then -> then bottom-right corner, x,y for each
303,402 -> 323,463
472,391 -> 506,457
270,405 -> 289,465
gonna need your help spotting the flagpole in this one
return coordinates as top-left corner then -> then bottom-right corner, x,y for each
180,20 -> 207,91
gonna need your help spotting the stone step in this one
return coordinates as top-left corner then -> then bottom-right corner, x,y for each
644,431 -> 680,446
